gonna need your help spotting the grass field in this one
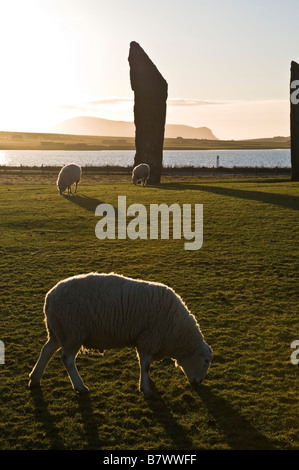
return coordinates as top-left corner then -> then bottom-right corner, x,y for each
0,173 -> 298,450
0,130 -> 290,151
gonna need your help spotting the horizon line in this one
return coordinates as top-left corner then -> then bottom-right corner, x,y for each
0,128 -> 290,142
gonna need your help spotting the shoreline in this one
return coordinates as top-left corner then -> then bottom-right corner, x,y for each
0,164 -> 291,185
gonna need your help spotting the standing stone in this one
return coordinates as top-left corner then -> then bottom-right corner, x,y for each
128,41 -> 168,184
290,61 -> 299,181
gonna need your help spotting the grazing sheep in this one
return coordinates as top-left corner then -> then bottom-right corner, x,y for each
57,163 -> 82,195
132,163 -> 150,186
28,272 -> 212,395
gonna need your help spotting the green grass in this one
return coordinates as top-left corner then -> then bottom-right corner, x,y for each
0,177 -> 298,450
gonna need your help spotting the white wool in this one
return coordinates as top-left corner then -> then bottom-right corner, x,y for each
29,272 -> 212,395
132,163 -> 150,186
56,163 -> 82,195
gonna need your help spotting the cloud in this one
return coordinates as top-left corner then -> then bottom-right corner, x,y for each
167,98 -> 221,106
59,96 -> 252,112
59,97 -> 133,112
167,98 -> 290,108
87,97 -> 133,106
59,97 -> 226,120
59,104 -> 85,111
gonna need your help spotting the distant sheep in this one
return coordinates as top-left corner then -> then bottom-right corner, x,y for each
132,163 -> 150,186
29,272 -> 212,395
57,163 -> 82,195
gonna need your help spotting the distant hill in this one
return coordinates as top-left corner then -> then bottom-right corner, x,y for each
165,124 -> 218,140
49,116 -> 218,140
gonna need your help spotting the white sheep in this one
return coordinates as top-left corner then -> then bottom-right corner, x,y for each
132,163 -> 150,186
56,163 -> 82,195
28,272 -> 213,395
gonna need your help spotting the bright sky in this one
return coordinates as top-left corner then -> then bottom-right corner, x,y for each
0,0 -> 298,139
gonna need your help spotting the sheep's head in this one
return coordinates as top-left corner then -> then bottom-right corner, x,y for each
176,341 -> 213,386
57,183 -> 66,195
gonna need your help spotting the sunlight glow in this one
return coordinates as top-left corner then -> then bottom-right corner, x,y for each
0,0 -> 297,138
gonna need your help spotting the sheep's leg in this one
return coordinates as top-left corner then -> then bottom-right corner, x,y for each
29,336 -> 60,388
136,349 -> 152,396
61,349 -> 89,394
74,182 -> 77,193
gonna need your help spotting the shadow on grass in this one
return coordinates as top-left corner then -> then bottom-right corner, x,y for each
144,382 -> 194,449
154,182 -> 299,211
75,393 -> 103,449
30,387 -> 103,450
30,382 -> 277,450
30,387 -> 66,450
62,194 -> 106,213
197,385 -> 278,450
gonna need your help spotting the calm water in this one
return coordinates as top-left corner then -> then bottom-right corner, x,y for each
0,148 -> 291,168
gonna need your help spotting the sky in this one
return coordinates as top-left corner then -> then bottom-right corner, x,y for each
0,0 -> 298,139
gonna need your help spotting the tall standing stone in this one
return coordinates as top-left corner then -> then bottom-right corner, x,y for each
128,41 -> 168,184
290,61 -> 299,181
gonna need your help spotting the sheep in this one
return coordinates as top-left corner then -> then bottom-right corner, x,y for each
56,163 -> 82,195
132,163 -> 150,186
28,272 -> 213,396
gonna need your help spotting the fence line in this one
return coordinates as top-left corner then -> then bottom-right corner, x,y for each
0,164 -> 292,178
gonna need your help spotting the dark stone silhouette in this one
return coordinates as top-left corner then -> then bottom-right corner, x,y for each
128,41 -> 168,184
290,61 -> 299,181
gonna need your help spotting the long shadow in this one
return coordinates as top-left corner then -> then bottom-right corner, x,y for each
154,182 -> 299,211
62,194 -> 107,213
30,388 -> 102,449
196,385 -> 278,450
145,382 -> 194,449
75,393 -> 103,449
30,388 -> 66,450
